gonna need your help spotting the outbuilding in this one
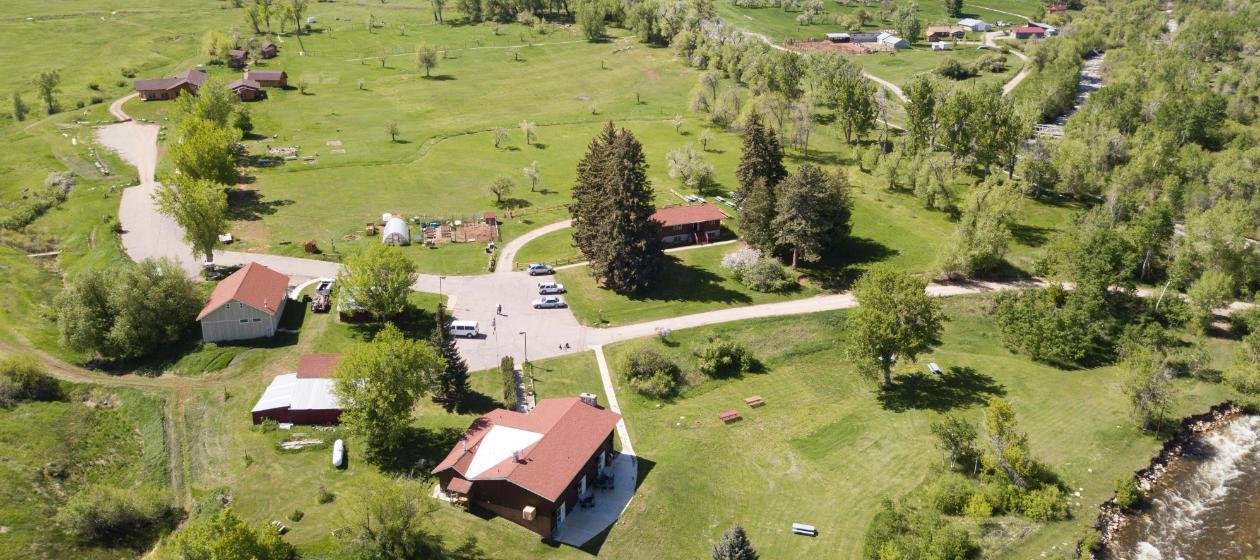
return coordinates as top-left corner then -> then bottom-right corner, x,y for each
433,397 -> 621,540
251,354 -> 343,424
850,32 -> 881,43
260,41 -> 279,59
1013,25 -> 1047,39
958,18 -> 990,32
197,262 -> 290,343
825,32 -> 851,43
228,49 -> 247,69
877,32 -> 910,49
133,68 -> 208,101
228,78 -> 262,101
245,70 -> 288,88
650,203 -> 729,246
382,217 -> 411,245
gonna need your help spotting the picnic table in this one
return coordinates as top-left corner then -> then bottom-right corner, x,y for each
792,522 -> 818,536
718,409 -> 741,423
744,396 -> 765,408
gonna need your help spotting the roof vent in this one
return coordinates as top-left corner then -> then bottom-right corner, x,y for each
579,393 -> 598,407
512,450 -> 524,463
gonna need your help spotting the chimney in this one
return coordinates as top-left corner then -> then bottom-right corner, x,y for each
579,393 -> 598,407
512,450 -> 524,463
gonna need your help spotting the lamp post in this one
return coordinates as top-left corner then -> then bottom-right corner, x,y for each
519,331 -> 535,401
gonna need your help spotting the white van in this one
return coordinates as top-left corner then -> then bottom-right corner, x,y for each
449,320 -> 480,338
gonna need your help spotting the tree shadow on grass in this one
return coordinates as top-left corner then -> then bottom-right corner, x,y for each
227,189 -> 294,221
1010,223 -> 1055,248
630,255 -> 751,304
347,304 -> 438,341
877,366 -> 1006,412
798,237 -> 897,291
377,424 -> 469,475
423,74 -> 457,81
496,198 -> 532,210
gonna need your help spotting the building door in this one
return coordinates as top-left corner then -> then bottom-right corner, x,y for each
580,475 -> 587,495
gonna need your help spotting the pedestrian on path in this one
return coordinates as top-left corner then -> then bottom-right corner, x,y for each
491,317 -> 497,332
496,303 -> 502,315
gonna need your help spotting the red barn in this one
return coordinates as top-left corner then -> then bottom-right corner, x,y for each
650,203 -> 730,246
432,397 -> 621,540
250,354 -> 343,424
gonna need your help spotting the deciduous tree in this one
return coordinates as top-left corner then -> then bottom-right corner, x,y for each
334,324 -> 444,461
843,266 -> 944,387
982,397 -> 1034,490
31,70 -> 61,115
337,244 -> 419,321
415,43 -> 439,76
169,508 -> 294,560
154,176 -> 229,263
489,176 -> 513,205
168,117 -> 239,185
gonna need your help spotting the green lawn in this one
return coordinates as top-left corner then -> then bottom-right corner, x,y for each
513,226 -> 582,269
597,295 -> 1238,559
855,45 -> 1021,88
558,242 -> 820,326
714,0 -> 1044,44
0,383 -> 170,560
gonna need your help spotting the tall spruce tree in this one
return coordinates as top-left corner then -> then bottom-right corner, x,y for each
712,524 -> 759,560
429,304 -> 470,412
589,127 -> 663,294
571,122 -> 618,257
736,112 -> 788,253
773,165 -> 853,267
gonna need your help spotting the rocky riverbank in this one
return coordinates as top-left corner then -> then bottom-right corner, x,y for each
1089,401 -> 1242,558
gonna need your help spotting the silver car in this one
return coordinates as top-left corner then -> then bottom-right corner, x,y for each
538,282 -> 566,295
533,296 -> 567,309
527,263 -> 554,276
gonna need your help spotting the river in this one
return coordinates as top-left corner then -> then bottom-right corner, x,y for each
1109,415 -> 1260,559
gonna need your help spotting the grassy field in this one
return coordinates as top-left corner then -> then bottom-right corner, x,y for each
597,295 -> 1238,559
0,383 -> 170,560
714,0 -> 1044,43
855,45 -> 1020,88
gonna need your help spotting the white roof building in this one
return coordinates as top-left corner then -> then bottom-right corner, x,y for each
958,18 -> 990,31
251,354 -> 343,424
877,32 -> 909,49
382,217 -> 411,245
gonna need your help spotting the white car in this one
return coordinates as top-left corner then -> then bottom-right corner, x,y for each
527,263 -> 554,276
533,296 -> 567,309
538,282 -> 566,295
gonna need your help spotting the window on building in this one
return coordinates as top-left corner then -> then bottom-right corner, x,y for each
239,319 -> 249,323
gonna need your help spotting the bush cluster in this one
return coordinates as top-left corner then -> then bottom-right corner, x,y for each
55,485 -> 172,543
0,356 -> 59,408
620,347 -> 681,398
1113,476 -> 1144,510
0,172 -> 74,230
923,475 -> 1070,522
721,247 -> 792,292
695,338 -> 750,378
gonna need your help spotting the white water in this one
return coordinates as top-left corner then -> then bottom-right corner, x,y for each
1115,416 -> 1260,560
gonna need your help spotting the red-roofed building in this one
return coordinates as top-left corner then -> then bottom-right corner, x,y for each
197,262 -> 291,343
433,397 -> 621,539
1048,3 -> 1068,13
133,68 -> 209,101
251,353 -> 342,424
1013,25 -> 1047,39
650,203 -> 730,246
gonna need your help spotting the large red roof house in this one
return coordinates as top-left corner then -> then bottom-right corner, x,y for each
433,397 -> 621,540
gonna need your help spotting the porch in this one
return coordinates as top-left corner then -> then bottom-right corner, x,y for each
553,452 -> 638,547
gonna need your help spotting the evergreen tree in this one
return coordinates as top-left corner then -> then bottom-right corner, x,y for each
589,127 -> 663,295
735,112 -> 788,253
571,122 -> 618,257
772,165 -> 853,267
712,524 -> 759,560
429,304 -> 470,412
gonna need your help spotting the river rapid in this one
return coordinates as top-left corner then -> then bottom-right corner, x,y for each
1110,416 -> 1260,560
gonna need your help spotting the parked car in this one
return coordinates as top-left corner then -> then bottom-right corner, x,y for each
449,320 -> 480,338
538,282 -> 566,294
977,44 -> 990,49
533,296 -> 567,309
527,263 -> 554,276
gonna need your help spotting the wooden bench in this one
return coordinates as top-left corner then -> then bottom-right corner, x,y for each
718,410 -> 741,423
744,396 -> 765,408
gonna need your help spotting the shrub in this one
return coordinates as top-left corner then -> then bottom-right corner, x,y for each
1077,530 -> 1104,560
743,257 -> 792,292
1114,476 -> 1143,510
695,339 -> 749,378
963,492 -> 993,518
720,246 -> 761,277
87,82 -> 101,91
620,347 -> 681,398
928,474 -> 974,515
55,485 -> 172,542
935,58 -> 976,80
1021,485 -> 1070,521
317,485 -> 335,504
289,509 -> 304,522
0,356 -> 59,407
980,480 -> 1023,514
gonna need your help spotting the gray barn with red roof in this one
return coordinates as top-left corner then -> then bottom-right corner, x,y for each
650,203 -> 730,246
433,397 -> 621,539
197,262 -> 291,343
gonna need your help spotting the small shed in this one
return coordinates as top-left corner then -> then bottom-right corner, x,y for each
877,32 -> 909,49
227,78 -> 262,101
931,42 -> 951,51
382,217 -> 411,245
851,32 -> 880,43
483,211 -> 497,226
825,32 -> 851,43
228,49 -> 247,69
261,41 -> 279,59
